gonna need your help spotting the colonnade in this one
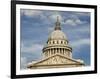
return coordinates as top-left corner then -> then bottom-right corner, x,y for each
44,48 -> 71,58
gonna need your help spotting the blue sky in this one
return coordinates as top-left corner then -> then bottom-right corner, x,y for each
20,9 -> 90,69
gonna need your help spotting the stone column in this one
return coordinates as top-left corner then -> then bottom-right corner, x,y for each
63,48 -> 64,55
50,49 -> 51,56
46,50 -> 48,57
49,49 -> 50,57
47,50 -> 49,57
58,48 -> 60,54
59,48 -> 61,54
64,49 -> 65,55
52,48 -> 53,55
61,48 -> 63,55
55,48 -> 57,54
53,48 -> 55,55
63,49 -> 65,55
57,48 -> 58,53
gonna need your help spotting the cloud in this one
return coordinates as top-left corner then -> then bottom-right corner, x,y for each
21,41 -> 44,69
70,38 -> 90,47
65,19 -> 77,26
47,26 -> 54,33
21,9 -> 42,17
21,42 -> 43,53
21,57 -> 28,69
64,18 -> 86,26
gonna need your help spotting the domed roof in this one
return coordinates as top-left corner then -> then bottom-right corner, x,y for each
48,30 -> 67,40
48,16 -> 67,40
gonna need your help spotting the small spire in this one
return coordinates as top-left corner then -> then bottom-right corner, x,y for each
55,16 -> 61,30
57,16 -> 59,23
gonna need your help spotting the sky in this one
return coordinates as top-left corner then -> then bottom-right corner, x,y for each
20,9 -> 90,69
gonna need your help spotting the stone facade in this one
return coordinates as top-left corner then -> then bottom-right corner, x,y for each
27,16 -> 84,69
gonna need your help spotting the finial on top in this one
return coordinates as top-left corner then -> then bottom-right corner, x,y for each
54,16 -> 61,30
57,16 -> 59,23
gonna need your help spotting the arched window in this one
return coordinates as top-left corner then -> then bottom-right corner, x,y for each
53,41 -> 55,44
64,41 -> 66,44
57,41 -> 59,44
61,41 -> 63,44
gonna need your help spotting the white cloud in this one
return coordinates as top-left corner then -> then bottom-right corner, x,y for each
21,42 -> 44,69
75,19 -> 83,24
21,57 -> 27,69
21,9 -> 42,17
21,42 -> 43,53
64,18 -> 85,26
65,19 -> 77,26
47,26 -> 54,33
70,38 -> 90,47
62,13 -> 87,26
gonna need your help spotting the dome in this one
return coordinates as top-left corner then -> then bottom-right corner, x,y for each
47,16 -> 67,41
48,30 -> 67,40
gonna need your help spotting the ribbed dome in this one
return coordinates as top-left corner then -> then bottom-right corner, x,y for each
48,30 -> 67,40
